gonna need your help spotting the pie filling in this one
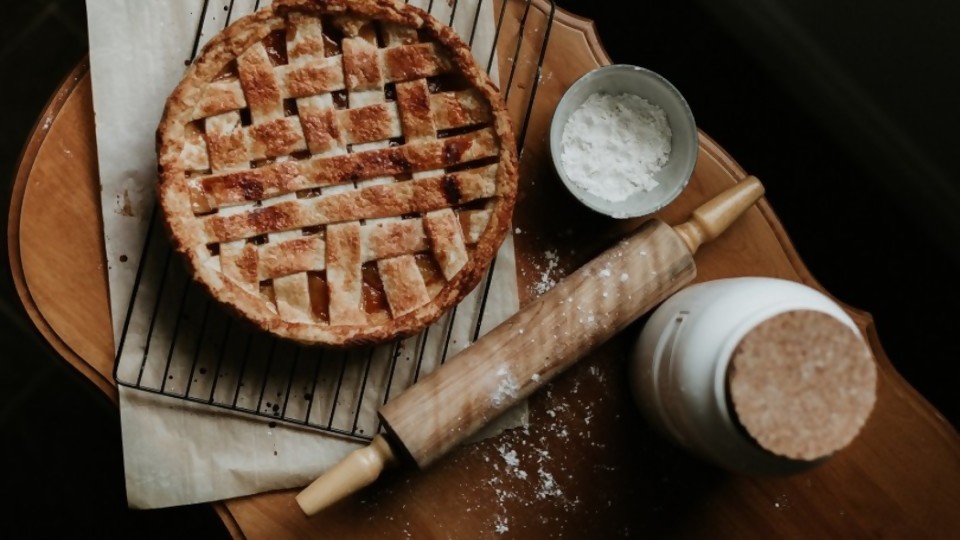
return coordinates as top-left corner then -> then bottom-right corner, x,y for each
164,6 -> 510,331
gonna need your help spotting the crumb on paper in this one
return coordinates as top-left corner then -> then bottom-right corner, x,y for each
116,189 -> 135,217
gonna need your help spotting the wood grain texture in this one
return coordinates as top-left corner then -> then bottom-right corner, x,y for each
8,2 -> 959,539
7,59 -> 116,399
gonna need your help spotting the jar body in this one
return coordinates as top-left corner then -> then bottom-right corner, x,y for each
630,277 -> 860,474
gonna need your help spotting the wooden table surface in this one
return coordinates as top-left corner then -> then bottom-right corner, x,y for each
8,2 -> 959,538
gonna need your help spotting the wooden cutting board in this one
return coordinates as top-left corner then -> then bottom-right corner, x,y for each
8,2 -> 959,538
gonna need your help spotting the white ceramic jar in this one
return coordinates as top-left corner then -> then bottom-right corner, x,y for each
630,277 -> 871,474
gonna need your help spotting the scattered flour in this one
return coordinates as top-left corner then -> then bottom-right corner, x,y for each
531,249 -> 561,296
498,444 -> 528,480
500,447 -> 520,468
536,467 -> 563,500
560,92 -> 672,202
480,372 -> 617,535
587,365 -> 603,381
491,367 -> 519,407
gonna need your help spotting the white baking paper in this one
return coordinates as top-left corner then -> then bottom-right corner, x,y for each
87,0 -> 523,509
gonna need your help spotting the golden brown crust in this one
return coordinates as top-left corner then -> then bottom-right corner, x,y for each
156,0 -> 518,347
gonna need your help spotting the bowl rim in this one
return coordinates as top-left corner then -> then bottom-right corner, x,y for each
549,63 -> 698,219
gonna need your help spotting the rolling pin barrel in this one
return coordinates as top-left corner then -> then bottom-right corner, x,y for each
380,219 -> 696,467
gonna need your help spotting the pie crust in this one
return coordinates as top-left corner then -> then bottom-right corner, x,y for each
156,0 -> 518,346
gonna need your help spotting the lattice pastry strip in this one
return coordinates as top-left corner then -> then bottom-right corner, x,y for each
289,12 -> 345,154
342,34 -> 384,93
378,255 -> 430,317
204,112 -> 246,172
157,0 -> 518,346
272,12 -> 350,323
202,165 -> 498,243
219,242 -> 260,293
324,18 -> 397,325
396,78 -> 435,143
184,88 -> 491,173
273,271 -> 312,322
181,122 -> 211,172
186,104 -> 404,178
204,106 -> 260,296
189,114 -> 497,209
252,209 -> 491,281
342,20 -> 393,193
269,194 -> 313,322
431,90 -> 491,131
423,209 -> 469,281
238,43 -> 286,123
325,222 -> 366,326
192,40 -> 452,121
270,13 -> 332,323
183,91 -> 489,178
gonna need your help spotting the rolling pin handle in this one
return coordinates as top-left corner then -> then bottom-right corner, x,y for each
674,175 -> 764,254
295,434 -> 398,516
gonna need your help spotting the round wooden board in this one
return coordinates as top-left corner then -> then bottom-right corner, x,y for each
8,3 -> 959,539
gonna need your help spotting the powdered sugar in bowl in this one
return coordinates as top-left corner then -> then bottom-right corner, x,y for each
549,65 -> 698,218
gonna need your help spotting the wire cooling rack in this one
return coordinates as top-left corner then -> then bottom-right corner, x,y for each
114,0 -> 556,443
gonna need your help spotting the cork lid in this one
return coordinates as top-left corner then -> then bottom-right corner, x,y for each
727,310 -> 877,462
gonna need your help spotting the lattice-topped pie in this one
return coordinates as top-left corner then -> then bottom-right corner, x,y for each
157,0 -> 518,346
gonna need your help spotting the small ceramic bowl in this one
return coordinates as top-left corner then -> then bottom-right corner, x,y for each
549,64 -> 698,218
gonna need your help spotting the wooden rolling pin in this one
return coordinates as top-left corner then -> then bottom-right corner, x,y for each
297,176 -> 765,515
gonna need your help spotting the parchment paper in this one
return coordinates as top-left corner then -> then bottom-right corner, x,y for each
87,0 -> 524,509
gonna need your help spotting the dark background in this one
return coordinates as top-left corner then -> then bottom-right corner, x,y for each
1,0 -> 957,537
